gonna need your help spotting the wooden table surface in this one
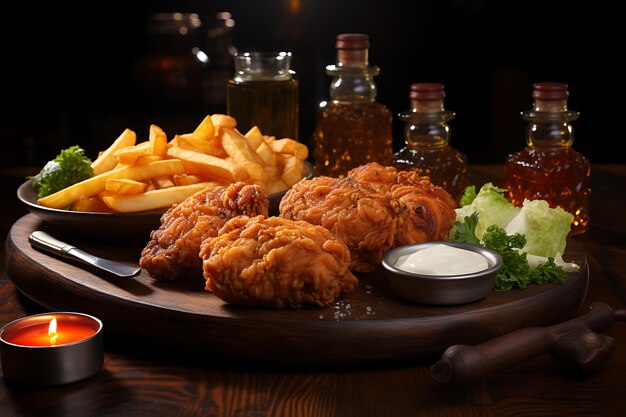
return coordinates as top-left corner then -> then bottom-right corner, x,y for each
1,164 -> 625,417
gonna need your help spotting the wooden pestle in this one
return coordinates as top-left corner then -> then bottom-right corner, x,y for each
431,302 -> 626,385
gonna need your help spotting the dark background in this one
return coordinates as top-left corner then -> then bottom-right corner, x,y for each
1,0 -> 622,172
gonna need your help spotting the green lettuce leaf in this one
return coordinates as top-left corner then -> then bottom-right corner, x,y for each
504,199 -> 573,258
454,182 -> 520,239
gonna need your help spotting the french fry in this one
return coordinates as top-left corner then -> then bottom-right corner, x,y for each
134,154 -> 163,165
105,179 -> 148,195
210,114 -> 237,129
268,138 -> 309,160
263,135 -> 276,145
220,128 -> 266,182
149,124 -> 168,157
175,134 -> 227,158
266,177 -> 289,194
261,161 -> 281,191
280,155 -> 305,187
173,174 -> 204,186
91,128 -> 136,175
166,145 -> 249,182
38,159 -> 186,209
244,126 -> 265,150
192,115 -> 215,140
151,175 -> 175,189
70,196 -> 115,213
221,128 -> 266,165
115,141 -> 151,165
255,141 -> 274,165
102,182 -> 220,213
170,135 -> 199,151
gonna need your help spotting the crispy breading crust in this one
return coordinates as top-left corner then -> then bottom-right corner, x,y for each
200,215 -> 358,309
140,182 -> 268,280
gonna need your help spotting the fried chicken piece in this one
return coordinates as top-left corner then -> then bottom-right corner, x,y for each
279,163 -> 457,271
200,215 -> 358,309
279,176 -> 400,272
140,182 -> 268,280
348,163 -> 457,245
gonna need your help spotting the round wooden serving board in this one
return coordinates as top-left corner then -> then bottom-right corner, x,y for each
4,214 -> 589,365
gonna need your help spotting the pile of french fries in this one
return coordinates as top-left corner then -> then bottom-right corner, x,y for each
37,114 -> 309,213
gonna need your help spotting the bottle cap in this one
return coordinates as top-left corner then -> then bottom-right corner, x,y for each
335,33 -> 370,50
410,83 -> 445,100
532,82 -> 569,100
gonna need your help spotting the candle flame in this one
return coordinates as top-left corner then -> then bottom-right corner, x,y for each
48,318 -> 57,337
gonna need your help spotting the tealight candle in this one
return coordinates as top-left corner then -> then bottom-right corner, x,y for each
0,312 -> 103,386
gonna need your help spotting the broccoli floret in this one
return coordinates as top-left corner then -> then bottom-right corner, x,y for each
29,146 -> 94,199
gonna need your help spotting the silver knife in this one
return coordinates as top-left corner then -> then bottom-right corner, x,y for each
29,231 -> 141,278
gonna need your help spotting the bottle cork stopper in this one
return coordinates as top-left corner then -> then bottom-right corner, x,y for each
335,33 -> 370,50
532,82 -> 569,100
410,83 -> 446,100
335,33 -> 370,66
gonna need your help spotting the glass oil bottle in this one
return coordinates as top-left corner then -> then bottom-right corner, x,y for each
393,83 -> 467,202
504,82 -> 590,235
313,33 -> 393,178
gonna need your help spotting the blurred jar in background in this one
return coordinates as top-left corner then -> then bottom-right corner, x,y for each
227,51 -> 299,140
204,12 -> 237,112
133,12 -> 209,112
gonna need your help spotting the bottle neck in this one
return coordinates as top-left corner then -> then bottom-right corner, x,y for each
412,98 -> 444,113
522,99 -> 579,148
398,98 -> 455,149
404,123 -> 450,149
326,48 -> 379,104
534,98 -> 568,112
337,48 -> 368,67
525,122 -> 574,148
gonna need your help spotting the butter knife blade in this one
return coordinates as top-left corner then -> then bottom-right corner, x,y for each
29,231 -> 141,278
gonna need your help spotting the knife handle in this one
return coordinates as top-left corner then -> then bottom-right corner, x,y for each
430,302 -> 624,386
29,231 -> 76,258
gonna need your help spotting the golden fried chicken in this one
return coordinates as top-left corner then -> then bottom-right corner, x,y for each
279,176 -> 400,272
140,182 -> 268,280
200,215 -> 358,309
279,163 -> 457,271
348,163 -> 457,245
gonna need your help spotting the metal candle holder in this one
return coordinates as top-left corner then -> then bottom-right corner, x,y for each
0,312 -> 103,386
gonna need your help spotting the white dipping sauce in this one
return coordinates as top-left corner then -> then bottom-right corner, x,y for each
394,244 -> 488,276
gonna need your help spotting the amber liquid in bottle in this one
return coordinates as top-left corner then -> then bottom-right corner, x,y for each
395,146 -> 467,202
313,33 -> 393,178
393,83 -> 467,202
314,101 -> 393,177
227,78 -> 299,139
227,51 -> 299,139
504,82 -> 590,235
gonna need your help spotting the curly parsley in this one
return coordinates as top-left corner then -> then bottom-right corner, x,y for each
29,145 -> 94,199
453,212 -> 566,292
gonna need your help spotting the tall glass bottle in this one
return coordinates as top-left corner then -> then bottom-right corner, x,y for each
393,83 -> 467,202
504,82 -> 590,235
313,33 -> 393,178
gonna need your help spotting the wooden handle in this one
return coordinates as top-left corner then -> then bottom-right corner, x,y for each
431,302 -> 625,385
